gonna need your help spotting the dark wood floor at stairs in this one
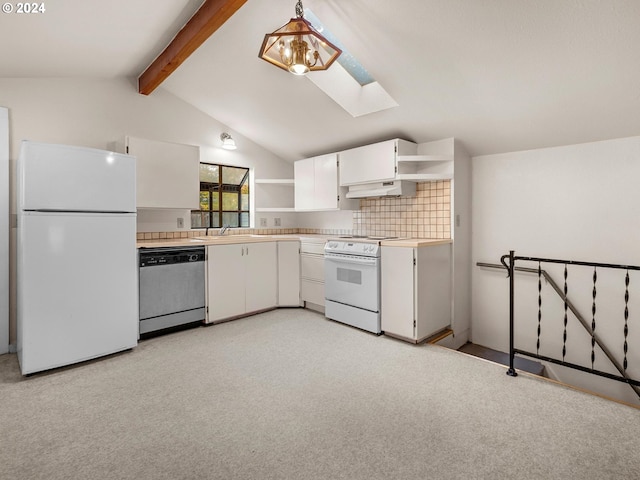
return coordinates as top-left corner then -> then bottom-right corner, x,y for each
458,342 -> 545,376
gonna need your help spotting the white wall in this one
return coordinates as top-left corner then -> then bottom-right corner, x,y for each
0,107 -> 8,354
296,210 -> 354,232
0,77 -> 295,347
472,136 -> 640,402
0,77 -> 295,230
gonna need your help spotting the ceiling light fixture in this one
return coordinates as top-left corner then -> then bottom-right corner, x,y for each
258,0 -> 342,76
220,133 -> 237,150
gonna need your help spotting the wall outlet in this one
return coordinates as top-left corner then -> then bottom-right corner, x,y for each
177,217 -> 184,228
259,217 -> 267,227
274,217 -> 281,227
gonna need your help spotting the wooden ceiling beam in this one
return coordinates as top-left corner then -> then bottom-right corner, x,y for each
138,0 -> 248,95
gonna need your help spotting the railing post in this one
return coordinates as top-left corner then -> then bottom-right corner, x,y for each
507,249 -> 518,377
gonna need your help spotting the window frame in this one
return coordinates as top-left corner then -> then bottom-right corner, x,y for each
191,163 -> 250,229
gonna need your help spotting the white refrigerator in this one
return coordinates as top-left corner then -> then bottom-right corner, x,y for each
17,141 -> 138,375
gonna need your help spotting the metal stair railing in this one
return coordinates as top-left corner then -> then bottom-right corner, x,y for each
477,252 -> 640,399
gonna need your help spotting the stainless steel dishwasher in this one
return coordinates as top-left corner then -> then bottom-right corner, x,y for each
138,246 -> 206,335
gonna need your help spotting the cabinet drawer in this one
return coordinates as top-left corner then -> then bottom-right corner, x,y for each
300,242 -> 325,255
301,254 -> 324,281
301,279 -> 325,306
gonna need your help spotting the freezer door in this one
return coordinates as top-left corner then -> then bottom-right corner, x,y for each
19,141 -> 136,213
17,212 -> 138,374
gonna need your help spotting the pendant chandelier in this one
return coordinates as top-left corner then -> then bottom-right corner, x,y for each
258,0 -> 341,76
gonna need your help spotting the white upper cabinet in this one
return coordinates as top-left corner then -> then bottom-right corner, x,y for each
125,136 -> 199,209
313,154 -> 339,209
339,139 -> 416,186
294,153 -> 357,211
294,157 -> 315,211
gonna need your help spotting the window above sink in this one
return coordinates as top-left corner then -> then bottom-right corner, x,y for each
191,163 -> 250,229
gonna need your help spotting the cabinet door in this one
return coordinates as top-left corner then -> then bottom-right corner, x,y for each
415,245 -> 452,341
278,241 -> 301,307
314,153 -> 339,210
207,244 -> 246,321
300,253 -> 324,282
126,136 -> 200,209
381,247 -> 415,339
294,157 -> 315,211
245,242 -> 277,313
301,279 -> 325,306
339,140 -> 397,186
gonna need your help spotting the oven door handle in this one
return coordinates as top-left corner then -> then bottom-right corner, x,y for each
324,253 -> 379,266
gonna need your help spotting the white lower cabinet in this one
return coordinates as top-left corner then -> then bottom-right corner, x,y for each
207,242 -> 277,322
277,241 -> 301,307
300,240 -> 326,309
381,244 -> 452,343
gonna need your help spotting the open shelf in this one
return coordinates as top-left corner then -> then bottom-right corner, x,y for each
255,207 -> 296,212
254,178 -> 294,185
396,154 -> 453,181
396,173 -> 453,181
396,154 -> 453,162
254,178 -> 295,212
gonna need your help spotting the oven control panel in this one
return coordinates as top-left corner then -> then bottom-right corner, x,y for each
324,240 -> 380,257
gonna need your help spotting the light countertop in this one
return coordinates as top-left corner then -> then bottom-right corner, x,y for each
137,234 -> 451,249
137,234 -> 327,249
380,238 -> 453,248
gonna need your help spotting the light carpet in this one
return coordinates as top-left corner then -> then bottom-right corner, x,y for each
1,308 -> 639,479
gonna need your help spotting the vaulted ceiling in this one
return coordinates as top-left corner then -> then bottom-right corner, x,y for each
2,0 -> 640,162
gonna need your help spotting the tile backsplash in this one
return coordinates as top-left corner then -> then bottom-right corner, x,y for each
353,180 -> 451,239
137,180 -> 451,240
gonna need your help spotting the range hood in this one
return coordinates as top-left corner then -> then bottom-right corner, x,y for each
345,180 -> 416,199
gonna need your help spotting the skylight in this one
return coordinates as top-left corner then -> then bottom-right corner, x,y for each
304,8 -> 398,117
304,9 -> 374,86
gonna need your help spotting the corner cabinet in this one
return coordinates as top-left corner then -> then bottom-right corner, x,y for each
294,153 -> 357,211
206,242 -> 277,322
125,136 -> 199,209
277,241 -> 301,306
381,243 -> 452,343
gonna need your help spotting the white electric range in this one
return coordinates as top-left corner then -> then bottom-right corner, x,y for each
323,236 -> 398,334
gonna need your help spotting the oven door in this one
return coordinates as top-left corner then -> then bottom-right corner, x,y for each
324,253 -> 380,312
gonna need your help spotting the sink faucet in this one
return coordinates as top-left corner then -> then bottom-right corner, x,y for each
219,225 -> 230,236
